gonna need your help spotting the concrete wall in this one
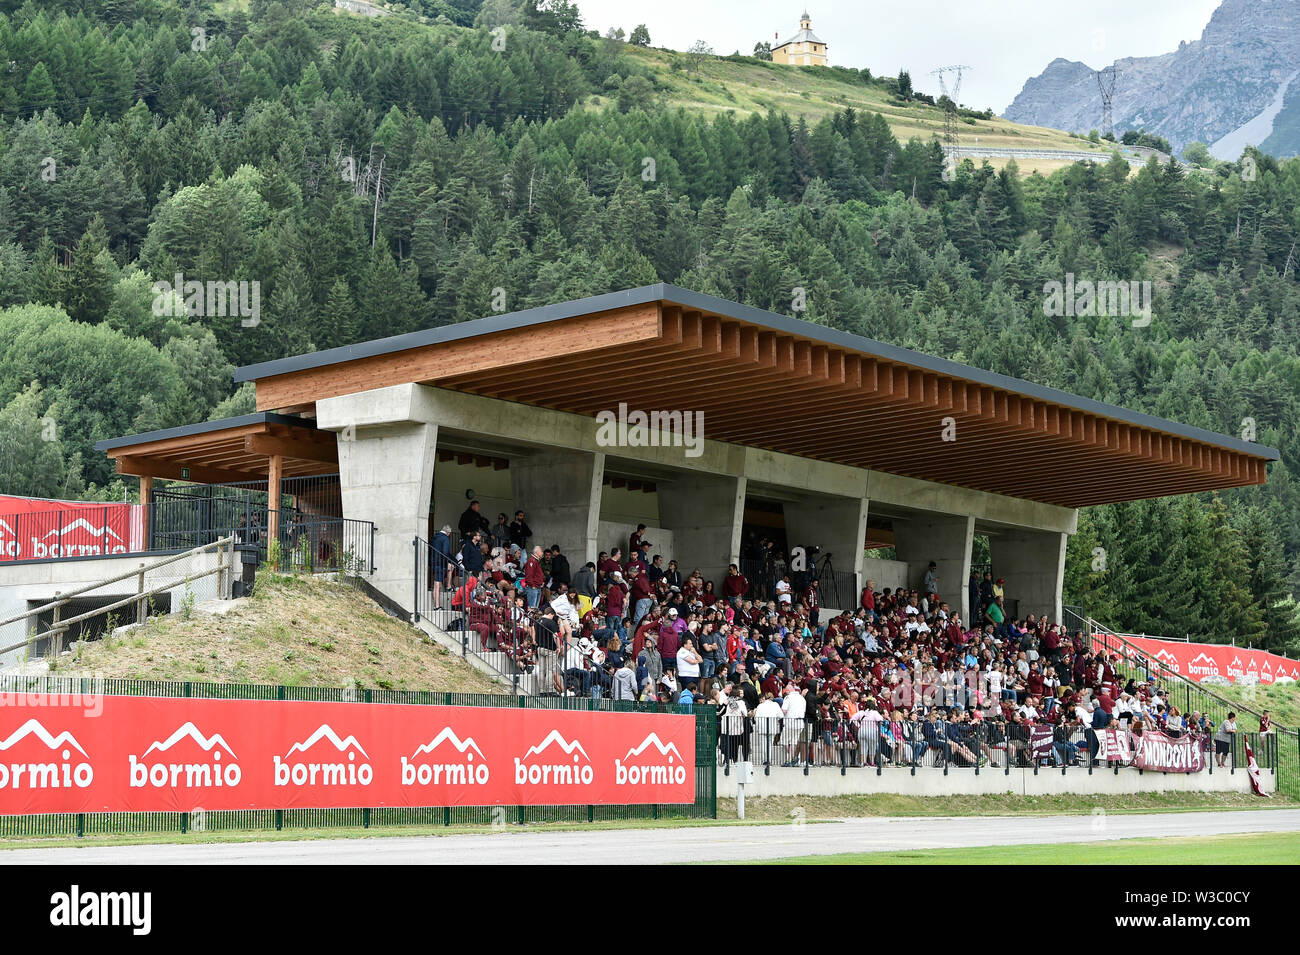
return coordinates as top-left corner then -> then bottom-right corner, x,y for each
432,460 -> 512,540
782,496 -> 870,597
657,474 -> 745,586
863,557 -> 909,594
990,528 -> 1068,625
598,484 -> 661,528
893,514 -> 975,621
720,765 -> 1272,798
0,551 -> 225,667
510,450 -> 604,567
597,521 -> 675,564
317,385 -> 439,607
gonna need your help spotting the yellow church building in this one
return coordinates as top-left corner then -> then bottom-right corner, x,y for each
771,11 -> 828,67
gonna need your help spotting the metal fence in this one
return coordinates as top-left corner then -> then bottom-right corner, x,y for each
715,714 -> 1280,783
0,675 -> 717,837
0,495 -> 373,577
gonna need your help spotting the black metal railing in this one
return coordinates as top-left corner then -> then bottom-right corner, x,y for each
714,715 -> 1279,784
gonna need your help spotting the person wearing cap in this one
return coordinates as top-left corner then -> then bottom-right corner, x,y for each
657,607 -> 685,668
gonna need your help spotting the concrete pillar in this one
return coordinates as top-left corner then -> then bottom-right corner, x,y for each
893,514 -> 974,622
657,474 -> 745,588
317,385 -> 439,611
989,529 -> 1067,625
782,496 -> 868,609
510,450 -> 604,566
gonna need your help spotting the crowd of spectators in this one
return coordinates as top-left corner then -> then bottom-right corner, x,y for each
429,509 -> 1238,771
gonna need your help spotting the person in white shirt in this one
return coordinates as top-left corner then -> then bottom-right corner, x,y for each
781,684 -> 806,765
676,637 -> 702,681
754,693 -> 784,765
775,576 -> 793,608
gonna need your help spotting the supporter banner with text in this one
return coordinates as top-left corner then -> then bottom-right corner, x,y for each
1131,729 -> 1205,773
1100,727 -> 1132,763
1091,632 -> 1300,685
0,496 -> 141,562
0,696 -> 696,815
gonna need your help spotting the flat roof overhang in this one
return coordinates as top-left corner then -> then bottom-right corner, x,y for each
93,413 -> 338,483
161,285 -> 1275,508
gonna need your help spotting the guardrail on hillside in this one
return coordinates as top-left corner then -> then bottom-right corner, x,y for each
0,537 -> 235,660
1064,610 -> 1297,797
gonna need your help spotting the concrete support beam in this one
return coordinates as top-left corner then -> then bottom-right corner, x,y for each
990,529 -> 1068,625
782,496 -> 869,608
893,514 -> 974,622
510,450 -> 605,567
658,474 -> 746,587
318,385 -> 439,611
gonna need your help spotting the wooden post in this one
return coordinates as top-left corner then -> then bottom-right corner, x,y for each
267,454 -> 283,550
139,475 -> 153,552
136,564 -> 146,623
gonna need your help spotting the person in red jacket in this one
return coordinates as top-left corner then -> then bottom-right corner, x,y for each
523,545 -> 545,609
603,572 -> 627,640
722,564 -> 749,604
629,564 -> 654,625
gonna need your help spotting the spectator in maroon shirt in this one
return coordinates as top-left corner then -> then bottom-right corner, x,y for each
523,546 -> 544,610
804,580 -> 820,627
629,565 -> 654,625
629,525 -> 646,559
723,564 -> 749,604
597,548 -> 622,587
604,572 -> 627,639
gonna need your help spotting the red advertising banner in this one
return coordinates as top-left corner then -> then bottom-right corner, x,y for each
1131,729 -> 1205,773
0,495 -> 142,562
1091,632 -> 1300,686
0,696 -> 697,815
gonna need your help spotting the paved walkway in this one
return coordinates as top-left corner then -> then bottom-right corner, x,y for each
6,809 -> 1298,864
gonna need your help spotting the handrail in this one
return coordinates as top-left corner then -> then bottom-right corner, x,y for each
0,536 -> 235,657
1079,612 -> 1295,737
0,536 -> 235,628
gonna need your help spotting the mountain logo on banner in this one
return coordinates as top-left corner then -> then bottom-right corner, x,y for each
0,719 -> 93,789
39,518 -> 123,543
402,727 -> 489,787
275,723 -> 372,787
1153,649 -> 1180,672
131,721 -> 240,790
615,732 -> 688,787
1187,653 -> 1219,678
515,730 -> 592,786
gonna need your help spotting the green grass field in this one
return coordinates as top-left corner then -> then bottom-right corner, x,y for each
753,831 -> 1300,865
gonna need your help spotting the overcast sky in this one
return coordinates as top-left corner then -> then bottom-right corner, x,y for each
575,0 -> 1225,114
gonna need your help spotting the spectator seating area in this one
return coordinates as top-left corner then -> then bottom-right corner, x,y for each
426,506 -> 1254,774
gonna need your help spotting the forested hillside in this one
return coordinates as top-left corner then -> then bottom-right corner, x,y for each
1,0 -> 1297,651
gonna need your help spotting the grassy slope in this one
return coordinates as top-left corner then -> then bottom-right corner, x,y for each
753,830 -> 1300,865
1213,680 -> 1300,731
604,46 -> 1117,175
52,573 -> 503,695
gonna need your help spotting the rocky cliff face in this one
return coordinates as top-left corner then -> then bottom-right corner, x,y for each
1005,0 -> 1300,158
